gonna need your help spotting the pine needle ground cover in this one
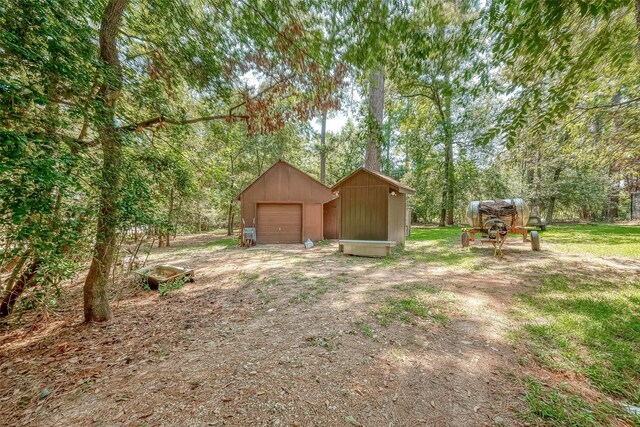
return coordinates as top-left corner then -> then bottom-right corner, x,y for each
1,226 -> 639,426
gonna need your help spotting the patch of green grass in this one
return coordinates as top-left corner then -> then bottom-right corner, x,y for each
305,335 -> 334,351
361,324 -> 374,338
171,236 -> 238,252
239,272 -> 259,282
376,227 -> 483,269
517,274 -> 640,407
262,277 -> 282,286
289,271 -> 305,281
202,237 -> 238,249
542,224 -> 640,258
74,380 -> 93,398
390,347 -> 407,362
407,226 -> 463,242
158,275 -> 189,296
376,295 -> 448,327
522,377 -> 639,426
255,287 -> 275,304
392,282 -> 436,293
336,272 -> 349,284
289,277 -> 331,304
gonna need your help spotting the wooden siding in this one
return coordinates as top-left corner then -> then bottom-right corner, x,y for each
257,203 -> 302,243
333,169 -> 411,244
323,198 -> 340,239
239,161 -> 336,242
337,171 -> 388,241
387,192 -> 406,245
303,203 -> 323,241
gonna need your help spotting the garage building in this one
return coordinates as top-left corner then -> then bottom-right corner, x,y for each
236,160 -> 337,244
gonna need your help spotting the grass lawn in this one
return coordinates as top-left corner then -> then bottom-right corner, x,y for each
400,226 -> 485,269
515,274 -> 640,426
516,274 -> 640,425
542,223 -> 640,258
409,224 -> 640,425
408,223 -> 640,257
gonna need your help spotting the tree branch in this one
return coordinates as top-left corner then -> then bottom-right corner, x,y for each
400,92 -> 436,101
121,113 -> 249,131
575,96 -> 640,111
229,74 -> 293,114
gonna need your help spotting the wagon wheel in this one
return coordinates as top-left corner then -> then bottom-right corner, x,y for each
461,231 -> 470,247
530,231 -> 541,251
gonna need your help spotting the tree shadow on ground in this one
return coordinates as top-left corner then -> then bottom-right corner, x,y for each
1,231 -> 638,426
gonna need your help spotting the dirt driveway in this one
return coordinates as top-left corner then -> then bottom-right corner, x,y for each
1,232 -> 638,426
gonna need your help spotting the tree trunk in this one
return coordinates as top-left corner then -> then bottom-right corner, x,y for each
533,149 -> 542,216
439,86 -> 455,226
545,167 -> 562,224
197,201 -> 202,233
444,135 -> 454,225
320,109 -> 327,184
2,254 -> 28,294
636,0 -> 640,45
0,260 -> 41,318
439,190 -> 446,227
227,201 -> 234,236
166,187 -> 174,247
608,164 -> 620,220
83,0 -> 128,323
365,69 -> 384,172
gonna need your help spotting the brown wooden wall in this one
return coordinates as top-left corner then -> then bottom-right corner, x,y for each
323,198 -> 340,239
338,171 -> 389,241
388,192 -> 407,244
239,161 -> 335,243
303,203 -> 323,241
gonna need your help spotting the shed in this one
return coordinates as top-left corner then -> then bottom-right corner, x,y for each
236,160 -> 337,244
329,168 -> 415,245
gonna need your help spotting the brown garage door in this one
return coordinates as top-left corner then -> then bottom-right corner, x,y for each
257,204 -> 302,243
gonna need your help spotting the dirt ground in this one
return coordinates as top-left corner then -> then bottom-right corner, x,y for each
1,232 -> 639,427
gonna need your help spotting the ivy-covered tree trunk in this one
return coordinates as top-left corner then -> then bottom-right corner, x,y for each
365,70 -> 384,172
83,0 -> 128,323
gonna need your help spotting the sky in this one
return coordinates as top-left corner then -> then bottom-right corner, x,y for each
310,114 -> 349,133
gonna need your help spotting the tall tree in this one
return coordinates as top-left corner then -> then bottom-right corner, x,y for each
393,0 -> 485,225
319,109 -> 328,182
365,70 -> 385,171
83,0 -> 129,322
